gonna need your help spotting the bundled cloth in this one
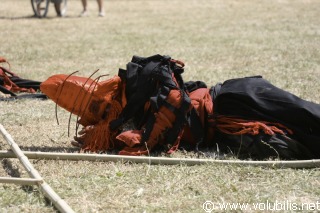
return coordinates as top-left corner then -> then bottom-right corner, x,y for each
40,54 -> 320,160
0,57 -> 46,100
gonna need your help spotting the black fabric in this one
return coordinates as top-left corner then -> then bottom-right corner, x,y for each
209,83 -> 222,101
111,54 -> 196,149
0,93 -> 47,101
0,70 -> 46,101
185,81 -> 207,93
0,85 -> 16,96
141,113 -> 157,144
141,86 -> 171,143
213,130 -> 314,160
213,76 -> 320,159
4,76 -> 42,90
141,86 -> 191,146
0,66 -> 42,91
165,91 -> 191,145
184,81 -> 212,148
124,62 -> 141,98
111,54 -> 180,130
188,108 -> 205,149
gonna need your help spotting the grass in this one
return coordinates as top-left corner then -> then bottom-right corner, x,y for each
1,0 -> 320,212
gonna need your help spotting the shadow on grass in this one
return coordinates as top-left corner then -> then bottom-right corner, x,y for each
1,158 -> 38,194
19,145 -> 80,153
1,159 -> 21,177
1,157 -> 56,209
0,15 -> 85,20
0,15 -> 36,20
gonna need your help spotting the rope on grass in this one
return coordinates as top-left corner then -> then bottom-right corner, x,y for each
0,177 -> 43,185
0,124 -> 75,213
0,150 -> 319,169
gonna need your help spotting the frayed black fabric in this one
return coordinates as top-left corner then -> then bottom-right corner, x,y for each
0,65 -> 46,101
213,76 -> 320,159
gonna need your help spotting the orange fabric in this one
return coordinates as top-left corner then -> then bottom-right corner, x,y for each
41,74 -> 126,153
41,74 -> 123,126
181,88 -> 215,145
189,88 -> 213,126
144,89 -> 183,149
181,125 -> 196,146
120,82 -> 127,108
118,146 -> 149,156
216,115 -> 293,136
118,89 -> 185,156
0,69 -> 37,93
167,129 -> 184,154
116,130 -> 142,147
118,128 -> 184,156
118,108 -> 177,156
81,100 -> 123,152
0,57 -> 36,93
170,59 -> 185,68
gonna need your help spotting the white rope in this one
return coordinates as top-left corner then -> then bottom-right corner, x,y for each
0,124 -> 75,213
0,177 -> 43,185
0,150 -> 319,168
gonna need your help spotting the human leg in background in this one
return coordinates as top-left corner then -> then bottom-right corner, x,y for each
53,0 -> 64,17
80,0 -> 88,16
80,0 -> 105,17
97,0 -> 105,17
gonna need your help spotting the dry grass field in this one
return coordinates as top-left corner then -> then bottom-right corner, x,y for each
1,0 -> 320,212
